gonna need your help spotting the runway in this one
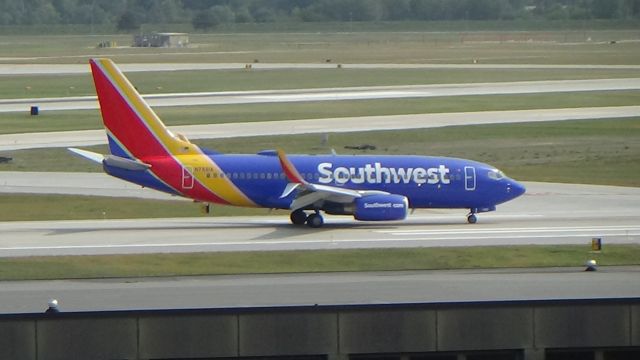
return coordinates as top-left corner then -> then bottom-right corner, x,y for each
1,78 -> 639,112
0,182 -> 637,257
1,106 -> 638,151
1,267 -> 639,313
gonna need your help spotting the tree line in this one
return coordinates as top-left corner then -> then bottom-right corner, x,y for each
1,0 -> 638,30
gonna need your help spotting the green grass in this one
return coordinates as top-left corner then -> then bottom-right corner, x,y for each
1,90 -> 638,135
0,245 -> 637,280
0,110 -> 103,134
1,28 -> 640,65
0,194 -> 281,221
3,118 -> 639,187
3,68 -> 640,99
2,19 -> 639,36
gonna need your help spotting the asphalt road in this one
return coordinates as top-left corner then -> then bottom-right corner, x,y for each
1,267 -> 639,313
0,182 -> 637,257
1,106 -> 638,151
2,78 -> 639,112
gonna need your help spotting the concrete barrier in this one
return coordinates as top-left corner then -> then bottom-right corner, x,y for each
1,298 -> 639,360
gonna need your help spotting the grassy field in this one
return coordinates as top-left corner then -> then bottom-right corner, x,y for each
1,28 -> 640,65
0,244 -> 637,280
2,19 -> 639,36
1,90 -> 639,135
3,67 -> 640,99
0,194 -> 276,221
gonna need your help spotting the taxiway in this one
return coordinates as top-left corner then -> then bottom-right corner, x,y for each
1,267 -> 639,313
1,106 -> 638,151
0,182 -> 637,257
1,78 -> 639,113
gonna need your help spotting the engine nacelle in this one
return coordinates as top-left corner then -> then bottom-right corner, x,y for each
353,194 -> 409,221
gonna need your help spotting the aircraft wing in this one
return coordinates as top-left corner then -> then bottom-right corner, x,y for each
277,149 -> 388,210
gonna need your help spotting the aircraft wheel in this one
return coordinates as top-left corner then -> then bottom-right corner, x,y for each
306,213 -> 324,228
467,214 -> 477,224
290,210 -> 308,225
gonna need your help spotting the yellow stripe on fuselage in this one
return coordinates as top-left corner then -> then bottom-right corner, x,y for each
175,154 -> 259,207
97,59 -> 256,207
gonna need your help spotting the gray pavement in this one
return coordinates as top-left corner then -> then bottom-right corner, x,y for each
1,267 -> 639,313
0,182 -> 637,257
1,106 -> 638,151
0,171 -> 179,200
2,78 -> 639,112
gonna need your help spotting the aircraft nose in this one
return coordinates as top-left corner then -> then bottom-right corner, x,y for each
506,180 -> 526,199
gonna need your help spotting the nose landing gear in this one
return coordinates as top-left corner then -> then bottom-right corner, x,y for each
467,212 -> 477,224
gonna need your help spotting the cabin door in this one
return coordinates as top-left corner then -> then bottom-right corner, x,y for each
182,166 -> 194,189
464,166 -> 476,191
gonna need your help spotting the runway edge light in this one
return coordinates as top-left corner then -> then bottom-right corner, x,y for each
585,237 -> 602,271
591,237 -> 602,252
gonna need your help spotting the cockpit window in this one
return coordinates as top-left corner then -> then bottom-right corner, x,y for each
488,169 -> 505,180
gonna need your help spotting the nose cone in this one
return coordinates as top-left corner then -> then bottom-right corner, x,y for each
507,180 -> 526,200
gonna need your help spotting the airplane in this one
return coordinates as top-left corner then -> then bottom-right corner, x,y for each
69,58 -> 526,228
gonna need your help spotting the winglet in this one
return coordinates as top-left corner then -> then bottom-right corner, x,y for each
277,149 -> 306,184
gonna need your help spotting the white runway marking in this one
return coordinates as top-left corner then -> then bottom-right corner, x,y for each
2,78 -> 639,113
2,106 -> 639,151
379,225 -> 640,235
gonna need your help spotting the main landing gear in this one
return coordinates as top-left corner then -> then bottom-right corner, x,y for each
467,211 -> 478,224
290,209 -> 324,228
290,209 -> 307,225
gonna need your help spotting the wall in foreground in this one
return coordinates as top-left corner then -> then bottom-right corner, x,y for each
1,299 -> 639,360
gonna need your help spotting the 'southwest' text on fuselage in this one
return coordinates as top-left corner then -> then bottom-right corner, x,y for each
317,162 -> 451,185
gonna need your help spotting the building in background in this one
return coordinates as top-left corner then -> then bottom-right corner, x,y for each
133,33 -> 189,48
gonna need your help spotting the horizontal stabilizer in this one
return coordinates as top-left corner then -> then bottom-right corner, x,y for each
68,148 -> 151,171
104,155 -> 151,171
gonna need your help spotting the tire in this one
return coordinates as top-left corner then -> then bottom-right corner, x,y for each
290,210 -> 308,225
306,214 -> 324,228
467,214 -> 477,224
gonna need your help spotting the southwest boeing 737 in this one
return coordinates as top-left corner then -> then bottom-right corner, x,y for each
69,58 -> 525,228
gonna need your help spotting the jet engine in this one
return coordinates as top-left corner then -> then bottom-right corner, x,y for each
353,194 -> 409,221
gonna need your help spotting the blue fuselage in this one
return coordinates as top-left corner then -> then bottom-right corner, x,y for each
107,152 -> 525,212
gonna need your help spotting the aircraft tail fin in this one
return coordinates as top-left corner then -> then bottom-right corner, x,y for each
89,58 -> 192,160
